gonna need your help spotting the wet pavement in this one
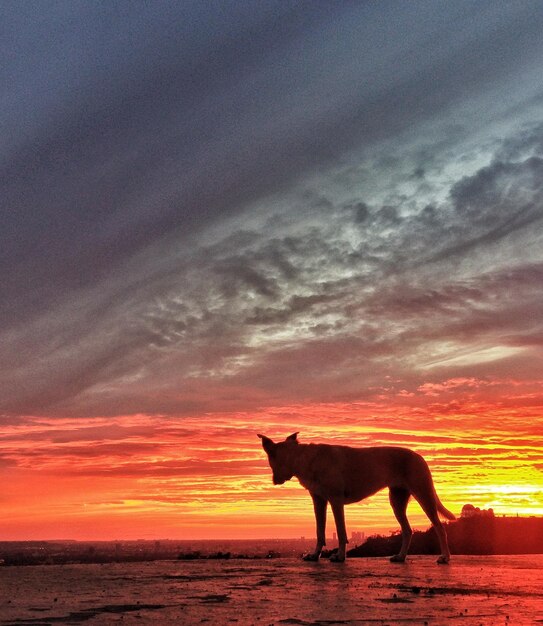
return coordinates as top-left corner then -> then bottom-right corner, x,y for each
1,554 -> 542,625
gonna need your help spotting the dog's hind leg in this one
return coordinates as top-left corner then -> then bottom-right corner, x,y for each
329,498 -> 348,562
303,493 -> 327,561
412,488 -> 451,564
388,487 -> 412,563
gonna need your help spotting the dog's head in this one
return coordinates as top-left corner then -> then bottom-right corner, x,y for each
257,432 -> 299,485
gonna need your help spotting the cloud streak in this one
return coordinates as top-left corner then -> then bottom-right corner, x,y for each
4,123 -> 543,416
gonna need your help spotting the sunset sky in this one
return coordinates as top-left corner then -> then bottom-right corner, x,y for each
1,1 -> 543,541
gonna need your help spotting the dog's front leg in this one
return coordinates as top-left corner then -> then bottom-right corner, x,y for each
303,493 -> 327,561
329,498 -> 348,562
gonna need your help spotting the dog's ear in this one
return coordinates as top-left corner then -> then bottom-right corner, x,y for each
257,433 -> 275,454
286,432 -> 299,443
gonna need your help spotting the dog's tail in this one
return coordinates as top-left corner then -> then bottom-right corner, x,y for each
435,494 -> 456,520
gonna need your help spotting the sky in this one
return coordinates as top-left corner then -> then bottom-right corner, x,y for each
1,0 -> 543,541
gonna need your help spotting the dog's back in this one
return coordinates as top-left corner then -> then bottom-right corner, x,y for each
259,433 -> 455,563
295,443 -> 433,504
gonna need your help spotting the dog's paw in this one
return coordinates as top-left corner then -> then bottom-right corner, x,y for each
436,555 -> 450,565
390,554 -> 406,563
302,552 -> 320,562
329,553 -> 345,563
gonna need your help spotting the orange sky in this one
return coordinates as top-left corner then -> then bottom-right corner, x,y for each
2,377 -> 542,541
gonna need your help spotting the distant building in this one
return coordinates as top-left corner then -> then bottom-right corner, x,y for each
461,504 -> 495,519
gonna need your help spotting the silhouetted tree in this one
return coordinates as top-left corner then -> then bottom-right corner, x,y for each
348,511 -> 543,557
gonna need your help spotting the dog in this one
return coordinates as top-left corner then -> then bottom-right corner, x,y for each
258,432 -> 455,564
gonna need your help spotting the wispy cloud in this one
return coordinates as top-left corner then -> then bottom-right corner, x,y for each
2,119 -> 543,415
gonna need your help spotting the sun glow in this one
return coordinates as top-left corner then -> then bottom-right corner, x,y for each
1,376 -> 542,541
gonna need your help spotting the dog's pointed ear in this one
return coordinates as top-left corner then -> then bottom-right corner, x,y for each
257,433 -> 275,454
286,432 -> 299,443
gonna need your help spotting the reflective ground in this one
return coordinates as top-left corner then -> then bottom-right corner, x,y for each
1,555 -> 542,625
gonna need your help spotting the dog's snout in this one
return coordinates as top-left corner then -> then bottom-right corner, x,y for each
273,472 -> 289,485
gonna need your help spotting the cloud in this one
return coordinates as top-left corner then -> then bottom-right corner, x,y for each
3,125 -> 543,416
3,1 -> 543,319
431,156 -> 543,262
1,3 -> 543,419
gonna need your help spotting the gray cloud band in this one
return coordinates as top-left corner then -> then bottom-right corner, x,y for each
1,1 -> 543,417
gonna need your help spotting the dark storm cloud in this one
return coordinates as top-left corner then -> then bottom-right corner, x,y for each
2,1 -> 543,417
431,156 -> 543,262
363,262 -> 543,345
3,1 -> 543,324
3,128 -> 543,416
497,120 -> 543,162
246,294 -> 338,326
2,0 -> 337,323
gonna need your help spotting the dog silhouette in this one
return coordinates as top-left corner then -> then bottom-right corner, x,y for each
259,432 -> 455,563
